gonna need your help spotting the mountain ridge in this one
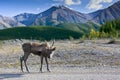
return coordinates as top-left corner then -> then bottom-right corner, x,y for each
32,5 -> 89,26
0,1 -> 120,29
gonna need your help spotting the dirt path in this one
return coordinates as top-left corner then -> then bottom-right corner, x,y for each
1,67 -> 120,80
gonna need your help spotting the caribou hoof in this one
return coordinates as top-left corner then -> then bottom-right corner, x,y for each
47,69 -> 51,72
21,70 -> 24,73
40,71 -> 43,73
40,69 -> 43,73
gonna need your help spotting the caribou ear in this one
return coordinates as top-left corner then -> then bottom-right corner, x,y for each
51,47 -> 56,51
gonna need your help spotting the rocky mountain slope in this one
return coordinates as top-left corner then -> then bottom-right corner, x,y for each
14,6 -> 89,26
14,13 -> 37,26
89,1 -> 120,24
0,15 -> 25,29
33,6 -> 89,26
14,1 -> 120,26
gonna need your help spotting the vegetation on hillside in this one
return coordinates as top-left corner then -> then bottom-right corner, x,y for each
88,20 -> 120,39
56,22 -> 100,33
0,26 -> 83,40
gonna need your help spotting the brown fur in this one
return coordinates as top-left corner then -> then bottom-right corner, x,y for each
20,42 -> 56,72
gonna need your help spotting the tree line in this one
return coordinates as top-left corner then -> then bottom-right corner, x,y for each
88,19 -> 120,39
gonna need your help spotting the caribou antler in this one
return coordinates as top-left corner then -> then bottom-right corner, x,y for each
51,40 -> 55,48
44,40 -> 50,48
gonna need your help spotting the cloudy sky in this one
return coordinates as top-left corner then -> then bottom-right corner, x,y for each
0,0 -> 119,17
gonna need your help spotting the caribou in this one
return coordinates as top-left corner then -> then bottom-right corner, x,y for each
20,41 -> 56,72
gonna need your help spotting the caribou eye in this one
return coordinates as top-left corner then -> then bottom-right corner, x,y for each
38,51 -> 42,53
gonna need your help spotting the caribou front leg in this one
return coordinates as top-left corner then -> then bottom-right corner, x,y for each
40,56 -> 43,72
45,57 -> 50,72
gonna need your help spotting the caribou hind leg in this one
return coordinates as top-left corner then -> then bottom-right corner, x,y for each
24,60 -> 29,72
20,52 -> 30,72
24,53 -> 30,72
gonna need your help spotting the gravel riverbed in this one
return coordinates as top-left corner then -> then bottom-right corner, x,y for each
0,39 -> 120,80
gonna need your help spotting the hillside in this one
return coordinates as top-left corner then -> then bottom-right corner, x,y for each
0,26 -> 83,40
56,22 -> 100,33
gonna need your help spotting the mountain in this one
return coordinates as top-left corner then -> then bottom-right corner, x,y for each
12,1 -> 120,27
14,13 -> 37,26
33,5 -> 89,26
15,1 -> 120,27
89,1 -> 120,24
0,15 -> 25,29
0,15 -> 11,29
1,1 -> 120,29
14,6 -> 89,26
13,6 -> 100,32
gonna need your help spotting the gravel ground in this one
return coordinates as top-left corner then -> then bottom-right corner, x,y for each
0,39 -> 120,80
1,67 -> 120,80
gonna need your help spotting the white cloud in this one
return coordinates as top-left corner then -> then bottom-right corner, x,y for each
103,0 -> 113,3
87,0 -> 113,10
65,0 -> 81,5
52,0 -> 81,5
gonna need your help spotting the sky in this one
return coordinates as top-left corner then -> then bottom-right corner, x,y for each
0,0 -> 119,17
